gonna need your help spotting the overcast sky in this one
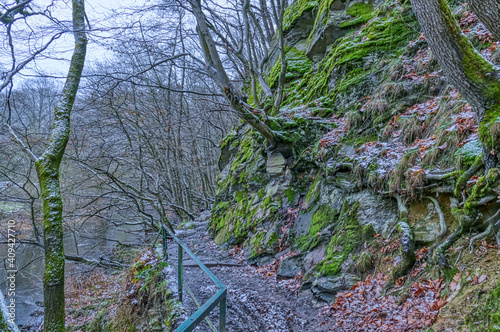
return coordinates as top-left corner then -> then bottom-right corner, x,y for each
30,0 -> 149,78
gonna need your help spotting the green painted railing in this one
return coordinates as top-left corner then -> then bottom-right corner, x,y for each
153,225 -> 227,332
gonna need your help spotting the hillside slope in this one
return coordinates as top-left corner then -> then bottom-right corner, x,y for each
211,0 -> 500,330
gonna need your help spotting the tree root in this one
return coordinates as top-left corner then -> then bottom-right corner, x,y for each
392,194 -> 415,279
426,196 -> 447,237
436,225 -> 463,268
394,221 -> 416,278
454,155 -> 483,197
469,223 -> 494,253
469,208 -> 500,252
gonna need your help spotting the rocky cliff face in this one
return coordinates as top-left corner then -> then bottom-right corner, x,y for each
211,0 -> 500,329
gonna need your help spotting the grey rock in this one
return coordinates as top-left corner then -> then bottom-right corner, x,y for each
294,206 -> 318,236
218,163 -> 230,184
318,186 -> 398,236
284,7 -> 316,52
277,255 -> 303,279
248,254 -> 275,267
247,148 -> 265,176
266,151 -> 286,176
334,173 -> 357,192
302,246 -> 326,272
413,220 -> 441,243
306,6 -> 350,59
311,273 -> 360,303
354,191 -> 398,235
275,247 -> 291,260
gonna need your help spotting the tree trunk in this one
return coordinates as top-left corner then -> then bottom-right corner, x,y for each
35,1 -> 87,331
189,0 -> 276,146
469,0 -> 500,40
273,0 -> 287,111
410,0 -> 500,169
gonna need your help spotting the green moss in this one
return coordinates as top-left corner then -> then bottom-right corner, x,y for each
465,282 -> 500,331
286,48 -> 313,77
283,0 -> 319,32
355,251 -> 373,273
286,5 -> 418,109
219,130 -> 238,150
479,108 -> 500,152
262,196 -> 272,208
215,128 -> 256,195
344,133 -> 378,148
267,232 -> 278,246
0,306 -> 8,331
284,188 -> 297,203
268,117 -> 282,131
456,138 -> 483,167
318,201 -> 362,276
463,168 -> 500,217
214,201 -> 231,214
266,48 -> 312,88
304,173 -> 322,210
89,251 -> 174,332
249,231 -> 266,258
307,0 -> 336,41
339,2 -> 375,28
361,224 -> 376,239
296,205 -> 338,250
234,191 -> 247,203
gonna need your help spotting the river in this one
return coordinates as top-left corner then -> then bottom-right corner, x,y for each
0,204 -> 145,330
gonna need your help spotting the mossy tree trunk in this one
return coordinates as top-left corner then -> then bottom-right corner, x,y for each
35,1 -> 87,331
189,0 -> 276,146
410,0 -> 500,169
469,0 -> 500,40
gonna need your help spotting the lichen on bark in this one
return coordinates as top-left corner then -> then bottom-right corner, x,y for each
35,0 -> 87,330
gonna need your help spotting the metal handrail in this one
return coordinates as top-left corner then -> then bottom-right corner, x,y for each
153,225 -> 227,332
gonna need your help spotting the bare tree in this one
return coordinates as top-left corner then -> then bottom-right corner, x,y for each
0,0 -> 88,329
188,0 -> 282,146
34,1 -> 87,329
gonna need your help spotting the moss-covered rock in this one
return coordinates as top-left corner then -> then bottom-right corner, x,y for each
318,201 -> 364,276
266,47 -> 312,89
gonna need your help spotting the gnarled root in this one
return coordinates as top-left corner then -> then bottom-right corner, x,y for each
426,196 -> 447,237
394,221 -> 416,278
469,208 -> 500,252
437,168 -> 499,267
435,198 -> 465,268
454,155 -> 483,197
436,225 -> 463,268
393,194 -> 415,278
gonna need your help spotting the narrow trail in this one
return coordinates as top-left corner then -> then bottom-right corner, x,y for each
168,218 -> 332,332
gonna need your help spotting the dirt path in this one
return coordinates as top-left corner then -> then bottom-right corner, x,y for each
168,220 -> 332,332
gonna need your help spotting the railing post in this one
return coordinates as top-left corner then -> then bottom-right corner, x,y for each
161,227 -> 168,261
178,243 -> 183,302
219,292 -> 227,332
